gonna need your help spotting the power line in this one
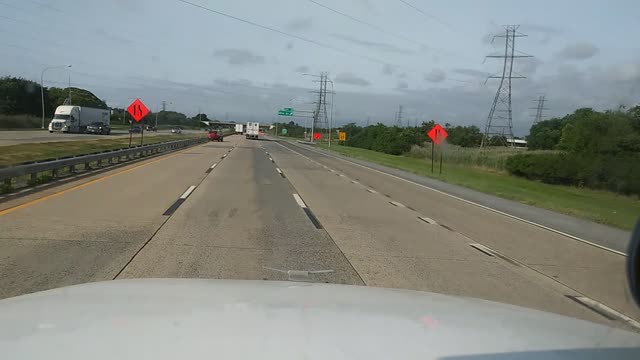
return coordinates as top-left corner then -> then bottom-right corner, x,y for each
397,0 -> 453,29
176,0 -> 403,68
306,0 -> 431,50
176,0 -> 470,83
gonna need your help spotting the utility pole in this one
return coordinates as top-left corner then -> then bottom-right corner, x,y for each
68,74 -> 72,104
162,101 -> 166,112
481,25 -> 532,148
395,105 -> 403,127
310,72 -> 330,143
366,117 -> 370,127
530,95 -> 548,124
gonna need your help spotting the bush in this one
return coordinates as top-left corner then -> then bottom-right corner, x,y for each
0,114 -> 41,129
0,182 -> 13,194
506,153 -> 640,196
27,174 -> 53,187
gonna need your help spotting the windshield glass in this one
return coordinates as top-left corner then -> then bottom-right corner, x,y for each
1,0 -> 639,355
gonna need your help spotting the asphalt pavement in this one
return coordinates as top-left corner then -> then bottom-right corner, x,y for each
0,135 -> 638,332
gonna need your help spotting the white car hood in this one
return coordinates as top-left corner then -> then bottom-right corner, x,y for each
0,279 -> 638,359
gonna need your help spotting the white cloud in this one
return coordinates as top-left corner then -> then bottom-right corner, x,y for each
453,68 -> 487,78
212,49 -> 265,65
556,42 -> 599,60
424,69 -> 446,83
335,73 -> 370,86
396,81 -> 408,89
214,78 -> 252,87
332,34 -> 414,54
284,18 -> 313,31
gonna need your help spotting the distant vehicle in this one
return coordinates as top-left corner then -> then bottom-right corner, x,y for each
129,125 -> 142,134
207,130 -> 224,142
235,124 -> 243,134
145,125 -> 157,132
48,106 -> 110,134
171,127 -> 182,134
85,122 -> 111,135
246,122 -> 259,139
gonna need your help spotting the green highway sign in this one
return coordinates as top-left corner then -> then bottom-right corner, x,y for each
278,108 -> 294,116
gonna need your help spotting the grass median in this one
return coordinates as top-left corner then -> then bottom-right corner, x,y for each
0,134 -> 204,167
316,143 -> 639,231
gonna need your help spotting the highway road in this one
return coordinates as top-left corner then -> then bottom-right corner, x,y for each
0,135 -> 638,332
0,129 -> 202,146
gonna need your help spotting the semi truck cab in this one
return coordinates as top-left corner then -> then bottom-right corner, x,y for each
48,106 -> 80,133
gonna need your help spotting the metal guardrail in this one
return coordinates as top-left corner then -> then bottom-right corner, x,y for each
1,137 -> 208,193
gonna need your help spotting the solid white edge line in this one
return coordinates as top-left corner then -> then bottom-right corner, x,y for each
210,163 -> 217,169
419,216 -> 437,225
276,168 -> 283,174
292,193 -> 307,208
572,296 -> 640,330
390,200 -> 405,208
179,185 -> 197,199
288,142 -> 625,257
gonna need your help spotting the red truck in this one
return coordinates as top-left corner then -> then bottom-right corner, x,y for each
207,130 -> 224,142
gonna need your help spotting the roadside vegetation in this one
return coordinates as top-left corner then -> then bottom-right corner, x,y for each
0,134 -> 203,167
299,105 -> 640,230
319,143 -> 639,231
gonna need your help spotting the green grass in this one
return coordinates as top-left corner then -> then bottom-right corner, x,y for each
318,144 -> 639,230
0,134 -> 204,166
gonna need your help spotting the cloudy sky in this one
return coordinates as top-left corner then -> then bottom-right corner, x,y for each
1,0 -> 639,134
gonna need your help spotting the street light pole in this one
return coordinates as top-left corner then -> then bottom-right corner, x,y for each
328,79 -> 334,149
41,64 -> 71,129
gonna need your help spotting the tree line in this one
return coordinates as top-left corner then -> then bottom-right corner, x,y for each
0,77 -> 107,117
0,76 -> 215,128
507,107 -> 640,195
273,119 -> 484,155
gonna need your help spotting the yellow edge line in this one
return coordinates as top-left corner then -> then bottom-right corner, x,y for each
0,145 -> 201,217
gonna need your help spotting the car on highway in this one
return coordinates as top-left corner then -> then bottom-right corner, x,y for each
207,130 -> 223,142
85,122 -> 111,135
145,125 -> 157,132
129,125 -> 142,134
171,127 -> 183,134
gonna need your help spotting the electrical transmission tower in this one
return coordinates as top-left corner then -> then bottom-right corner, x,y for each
481,25 -> 532,148
395,105 -> 403,127
311,72 -> 330,143
530,95 -> 548,124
